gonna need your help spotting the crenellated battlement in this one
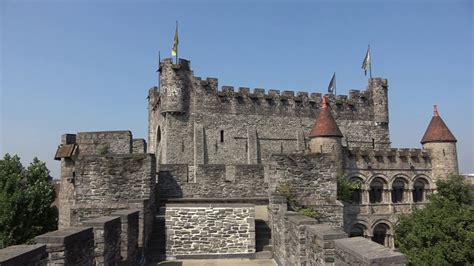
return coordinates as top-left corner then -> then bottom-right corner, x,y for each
344,147 -> 432,171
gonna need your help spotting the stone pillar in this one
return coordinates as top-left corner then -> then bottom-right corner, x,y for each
111,210 -> 140,265
82,216 -> 122,266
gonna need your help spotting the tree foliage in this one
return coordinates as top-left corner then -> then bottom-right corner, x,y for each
395,175 -> 474,265
337,175 -> 361,202
0,154 -> 58,248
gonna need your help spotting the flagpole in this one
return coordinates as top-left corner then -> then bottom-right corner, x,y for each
368,45 -> 372,78
175,20 -> 179,65
158,50 -> 161,89
334,72 -> 337,96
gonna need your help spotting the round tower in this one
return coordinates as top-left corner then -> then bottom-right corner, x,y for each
159,58 -> 192,114
421,105 -> 458,181
309,97 -> 344,175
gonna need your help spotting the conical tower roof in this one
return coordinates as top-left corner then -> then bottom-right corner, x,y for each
421,105 -> 457,144
309,97 -> 343,138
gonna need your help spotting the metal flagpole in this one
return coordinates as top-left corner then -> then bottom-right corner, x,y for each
369,45 -> 372,78
175,20 -> 178,65
158,51 -> 161,89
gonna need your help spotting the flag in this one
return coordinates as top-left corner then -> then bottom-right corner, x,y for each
362,45 -> 371,76
328,72 -> 336,94
171,21 -> 179,57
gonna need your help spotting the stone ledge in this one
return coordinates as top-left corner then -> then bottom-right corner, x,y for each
285,212 -> 317,225
334,237 -> 406,264
0,244 -> 46,266
166,203 -> 255,208
169,253 -> 254,260
305,224 -> 347,240
160,197 -> 268,204
111,209 -> 140,217
82,216 -> 121,227
35,227 -> 93,244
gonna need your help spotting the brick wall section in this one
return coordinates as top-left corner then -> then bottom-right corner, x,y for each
82,216 -> 121,266
35,227 -> 94,265
111,210 -> 139,264
165,203 -> 255,259
76,131 -> 132,155
0,244 -> 47,266
334,237 -> 406,265
158,164 -> 267,199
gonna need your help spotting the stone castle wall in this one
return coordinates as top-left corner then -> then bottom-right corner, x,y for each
158,164 -> 267,198
148,59 -> 391,168
165,203 -> 255,259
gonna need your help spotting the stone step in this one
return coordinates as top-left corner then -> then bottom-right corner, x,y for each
262,244 -> 273,252
252,250 -> 273,259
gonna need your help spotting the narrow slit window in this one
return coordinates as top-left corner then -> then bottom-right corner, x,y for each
220,130 -> 224,143
372,138 -> 375,149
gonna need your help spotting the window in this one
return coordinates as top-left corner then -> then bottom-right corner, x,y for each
349,178 -> 363,204
349,224 -> 366,238
413,179 -> 426,202
369,178 -> 385,203
372,224 -> 389,246
220,130 -> 224,143
392,178 -> 405,203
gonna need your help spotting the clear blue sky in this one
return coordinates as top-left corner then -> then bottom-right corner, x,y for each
1,0 -> 473,178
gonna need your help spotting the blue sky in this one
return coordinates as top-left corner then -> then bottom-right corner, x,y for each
1,0 -> 473,178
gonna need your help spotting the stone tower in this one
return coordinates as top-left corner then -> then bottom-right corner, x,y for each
421,105 -> 458,181
309,96 -> 344,175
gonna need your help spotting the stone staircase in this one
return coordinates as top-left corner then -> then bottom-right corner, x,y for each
254,219 -> 273,259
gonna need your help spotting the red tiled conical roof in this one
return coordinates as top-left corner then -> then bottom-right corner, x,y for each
421,105 -> 457,144
309,97 -> 343,138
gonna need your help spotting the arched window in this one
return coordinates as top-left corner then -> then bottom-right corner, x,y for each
369,178 -> 385,203
413,179 -> 427,202
392,178 -> 406,203
349,178 -> 363,204
349,224 -> 366,238
372,223 -> 389,246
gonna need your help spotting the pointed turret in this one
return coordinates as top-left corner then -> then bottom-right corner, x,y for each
421,105 -> 459,181
309,97 -> 343,174
309,97 -> 343,138
420,105 -> 457,144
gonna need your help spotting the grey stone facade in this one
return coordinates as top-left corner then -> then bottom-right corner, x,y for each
165,204 -> 255,259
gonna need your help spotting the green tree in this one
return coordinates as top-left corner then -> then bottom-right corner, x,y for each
0,154 -> 58,248
395,175 -> 474,265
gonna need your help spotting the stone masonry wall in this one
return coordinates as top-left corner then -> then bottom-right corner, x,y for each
82,216 -> 122,266
35,227 -> 95,265
76,131 -> 132,155
158,164 -> 267,199
165,203 -> 255,259
111,210 -> 139,264
268,195 -> 406,266
0,244 -> 47,266
266,153 -> 343,227
149,59 -> 391,168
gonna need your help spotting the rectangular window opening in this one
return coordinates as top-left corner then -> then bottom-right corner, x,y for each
220,130 -> 224,143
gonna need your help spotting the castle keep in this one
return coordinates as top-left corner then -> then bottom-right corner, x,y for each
3,56 -> 459,265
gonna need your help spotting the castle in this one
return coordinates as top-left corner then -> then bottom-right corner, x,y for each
1,57 -> 459,265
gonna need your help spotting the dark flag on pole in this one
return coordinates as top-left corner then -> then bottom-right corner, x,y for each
328,72 -> 336,95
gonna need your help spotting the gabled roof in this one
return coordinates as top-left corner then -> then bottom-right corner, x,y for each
309,97 -> 343,138
421,105 -> 457,144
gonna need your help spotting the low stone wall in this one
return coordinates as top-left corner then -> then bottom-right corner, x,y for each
334,237 -> 406,265
82,216 -> 121,266
165,203 -> 255,259
111,210 -> 139,264
35,227 -> 95,265
157,164 -> 267,198
0,244 -> 47,266
268,195 -> 406,266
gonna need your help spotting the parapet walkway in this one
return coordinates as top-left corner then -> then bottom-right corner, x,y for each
152,259 -> 277,266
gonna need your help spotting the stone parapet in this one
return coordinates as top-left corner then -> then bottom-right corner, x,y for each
82,216 -> 122,266
0,244 -> 47,266
334,237 -> 406,265
35,227 -> 94,265
111,210 -> 140,264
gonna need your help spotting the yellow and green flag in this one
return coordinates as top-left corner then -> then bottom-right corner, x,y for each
172,21 -> 179,57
